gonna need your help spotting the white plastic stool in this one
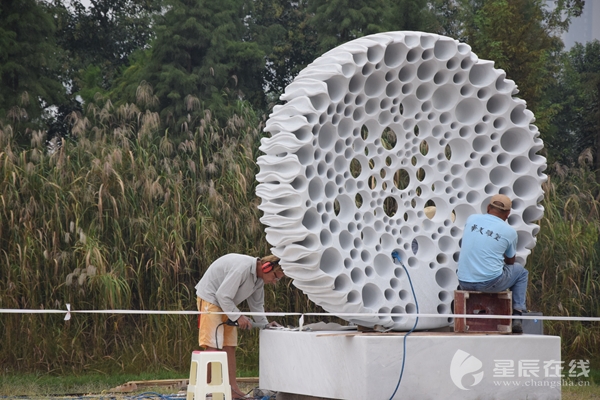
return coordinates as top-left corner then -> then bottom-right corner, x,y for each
187,350 -> 232,400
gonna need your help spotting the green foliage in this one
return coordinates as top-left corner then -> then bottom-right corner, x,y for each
121,0 -> 266,131
249,0 -> 318,100
52,0 -> 160,93
52,0 -> 160,83
0,85 -> 272,373
0,371 -> 184,396
307,0 -> 392,54
529,158 -> 600,361
385,0 -> 438,33
0,0 -> 600,376
0,0 -> 66,134
543,41 -> 600,170
461,0 -> 561,125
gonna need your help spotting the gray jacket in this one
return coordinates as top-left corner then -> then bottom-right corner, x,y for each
195,253 -> 269,326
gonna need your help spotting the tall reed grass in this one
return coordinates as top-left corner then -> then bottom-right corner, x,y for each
0,90 -> 269,373
529,153 -> 600,361
0,84 -> 598,374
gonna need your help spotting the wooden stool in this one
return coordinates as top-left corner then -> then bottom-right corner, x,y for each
187,350 -> 232,400
454,290 -> 512,333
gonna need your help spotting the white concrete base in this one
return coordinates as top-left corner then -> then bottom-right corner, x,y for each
259,330 -> 561,400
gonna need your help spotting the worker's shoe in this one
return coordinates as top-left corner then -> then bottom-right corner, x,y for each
512,310 -> 523,334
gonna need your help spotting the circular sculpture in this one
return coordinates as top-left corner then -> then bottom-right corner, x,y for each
256,31 -> 547,330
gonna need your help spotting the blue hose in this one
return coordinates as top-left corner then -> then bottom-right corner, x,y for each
388,251 -> 419,400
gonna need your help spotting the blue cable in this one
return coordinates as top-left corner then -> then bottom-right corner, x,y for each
389,251 -> 419,400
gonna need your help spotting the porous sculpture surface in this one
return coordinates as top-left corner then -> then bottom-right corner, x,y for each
256,31 -> 547,330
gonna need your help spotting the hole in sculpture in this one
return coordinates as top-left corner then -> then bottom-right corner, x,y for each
333,274 -> 351,291
350,158 -> 362,178
399,64 -> 416,82
391,306 -> 405,322
386,81 -> 402,98
382,127 -> 397,150
435,267 -> 455,289
325,76 -> 347,102
383,197 -> 398,217
362,63 -> 374,76
333,199 -> 340,216
378,307 -> 391,320
417,61 -> 436,80
407,48 -> 421,62
433,39 -> 455,60
365,72 -> 386,97
362,284 -> 383,309
510,104 -> 530,126
500,128 -> 529,153
368,175 -> 377,189
353,108 -> 364,121
361,250 -> 371,262
433,71 -> 448,85
487,94 -> 509,114
347,290 -> 360,304
394,169 -> 410,190
444,145 -> 452,160
460,58 -> 473,69
365,98 -> 379,115
469,63 -> 495,86
385,42 -> 408,67
416,84 -> 432,100
355,193 -> 363,208
447,58 -> 459,70
361,124 -> 369,140
510,157 -> 530,175
385,289 -> 396,301
438,291 -> 451,302
350,267 -> 364,284
420,140 -> 429,155
421,48 -> 434,60
320,248 -> 343,275
340,231 -> 353,250
367,45 -> 384,63
320,230 -> 332,246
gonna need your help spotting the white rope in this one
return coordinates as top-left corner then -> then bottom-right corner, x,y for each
1,306 -> 599,322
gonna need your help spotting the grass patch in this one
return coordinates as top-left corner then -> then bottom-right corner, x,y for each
2,369 -> 599,398
0,371 -> 185,397
562,383 -> 600,399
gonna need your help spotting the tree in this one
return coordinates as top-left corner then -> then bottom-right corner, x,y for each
250,0 -> 436,103
248,0 -> 318,101
546,41 -> 600,171
52,0 -> 160,92
466,0 -> 560,110
307,0 -> 392,55
429,0 -> 590,138
570,41 -> 600,173
385,0 -> 438,33
0,0 -> 66,134
117,0 -> 265,131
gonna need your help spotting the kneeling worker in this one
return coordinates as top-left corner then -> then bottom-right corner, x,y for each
457,194 -> 529,333
195,253 -> 284,398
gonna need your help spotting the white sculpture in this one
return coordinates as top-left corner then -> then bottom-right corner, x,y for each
256,31 -> 546,330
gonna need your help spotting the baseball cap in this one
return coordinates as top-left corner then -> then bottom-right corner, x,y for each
490,194 -> 512,211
